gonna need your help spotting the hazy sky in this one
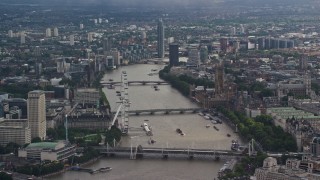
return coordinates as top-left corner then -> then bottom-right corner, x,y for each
2,0 -> 312,8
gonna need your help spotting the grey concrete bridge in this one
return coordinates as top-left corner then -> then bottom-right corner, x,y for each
101,80 -> 168,86
111,108 -> 203,115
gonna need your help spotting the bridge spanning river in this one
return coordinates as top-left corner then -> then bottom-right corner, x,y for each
101,80 -> 168,86
95,146 -> 247,160
111,108 -> 203,115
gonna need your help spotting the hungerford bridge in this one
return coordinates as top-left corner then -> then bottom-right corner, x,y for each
93,139 -> 308,160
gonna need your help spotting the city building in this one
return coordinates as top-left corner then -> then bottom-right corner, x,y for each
215,63 -> 224,95
18,141 -> 76,161
34,46 -> 41,56
200,46 -> 208,62
257,37 -> 265,50
254,157 -> 307,180
107,56 -> 115,69
69,35 -> 74,46
8,30 -> 13,38
88,32 -> 93,42
157,18 -> 165,58
1,98 -> 28,119
220,38 -> 228,52
74,88 -> 100,105
20,32 -> 26,44
169,43 -> 179,67
0,118 -> 31,146
80,23 -> 84,29
53,27 -> 59,37
267,74 -> 312,99
141,31 -> 147,43
254,157 -> 320,179
240,24 -> 245,34
56,58 -> 66,73
46,28 -> 51,37
230,27 -> 236,35
311,137 -> 320,157
107,49 -> 120,66
103,38 -> 112,52
28,90 -> 46,140
187,48 -> 200,67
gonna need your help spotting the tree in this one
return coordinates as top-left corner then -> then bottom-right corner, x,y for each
31,137 -> 42,143
0,172 -> 12,180
105,125 -> 122,146
0,144 -> 6,154
260,89 -> 273,98
5,142 -> 20,154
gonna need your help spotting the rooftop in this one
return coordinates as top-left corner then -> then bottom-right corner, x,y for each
26,142 -> 58,150
25,141 -> 68,151
77,88 -> 99,93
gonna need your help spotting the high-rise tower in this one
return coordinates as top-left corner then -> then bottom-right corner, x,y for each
157,18 -> 165,58
28,90 -> 46,140
53,27 -> 59,37
169,43 -> 179,66
103,38 -> 112,52
20,31 -> 26,44
215,63 -> 224,95
8,30 -> 13,38
46,28 -> 51,37
69,35 -> 75,46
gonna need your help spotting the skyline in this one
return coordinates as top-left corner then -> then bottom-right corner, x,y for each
0,0 -> 315,8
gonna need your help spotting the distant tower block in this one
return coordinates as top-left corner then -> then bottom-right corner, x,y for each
88,33 -> 93,42
8,30 -> 13,38
34,46 -> 41,56
46,28 -> 51,37
169,43 -> 179,67
69,35 -> 75,46
80,24 -> 84,30
53,27 -> 59,37
103,38 -> 112,52
157,18 -> 165,58
220,38 -> 228,52
230,27 -> 236,35
240,24 -> 245,34
141,31 -> 147,43
215,63 -> 224,95
20,32 -> 26,44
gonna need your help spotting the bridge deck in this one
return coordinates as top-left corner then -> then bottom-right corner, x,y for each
111,108 -> 202,114
96,147 -> 246,158
101,81 -> 168,85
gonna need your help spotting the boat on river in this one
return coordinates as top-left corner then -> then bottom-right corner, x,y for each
99,167 -> 112,172
213,126 -> 219,131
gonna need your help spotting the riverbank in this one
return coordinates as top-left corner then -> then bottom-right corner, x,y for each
42,155 -> 103,179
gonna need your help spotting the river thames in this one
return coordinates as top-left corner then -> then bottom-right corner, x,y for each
47,64 -> 241,180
